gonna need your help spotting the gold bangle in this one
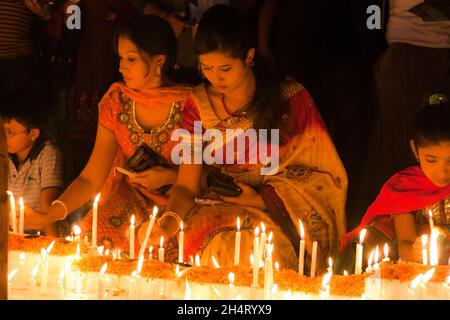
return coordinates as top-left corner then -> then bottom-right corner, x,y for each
158,211 -> 181,235
51,200 -> 68,221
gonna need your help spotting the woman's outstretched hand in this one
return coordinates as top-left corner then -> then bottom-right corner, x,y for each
220,182 -> 266,210
128,166 -> 176,191
18,205 -> 56,230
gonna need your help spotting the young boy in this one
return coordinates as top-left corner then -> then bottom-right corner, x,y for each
2,93 -> 63,236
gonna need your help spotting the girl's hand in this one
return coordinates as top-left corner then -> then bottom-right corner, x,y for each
128,166 -> 176,191
220,182 -> 266,210
18,205 -> 58,230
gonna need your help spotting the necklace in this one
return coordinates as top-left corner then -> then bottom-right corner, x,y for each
220,94 -> 253,118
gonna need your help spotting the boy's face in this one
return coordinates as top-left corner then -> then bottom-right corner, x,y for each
411,140 -> 450,187
4,119 -> 38,154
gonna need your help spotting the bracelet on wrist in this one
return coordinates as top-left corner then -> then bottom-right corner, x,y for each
51,200 -> 68,221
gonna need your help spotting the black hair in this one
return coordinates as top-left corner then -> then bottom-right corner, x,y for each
115,15 -> 177,76
194,4 -> 286,130
1,91 -> 50,130
412,101 -> 450,148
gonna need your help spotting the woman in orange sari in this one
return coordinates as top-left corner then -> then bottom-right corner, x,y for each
24,15 -> 191,253
150,5 -> 347,273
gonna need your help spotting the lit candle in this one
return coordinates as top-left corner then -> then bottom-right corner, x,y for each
149,246 -> 153,260
343,270 -> 348,276
234,217 -> 241,266
178,221 -> 184,263
275,262 -> 280,272
92,193 -> 101,248
421,234 -> 428,265
212,255 -> 221,269
129,214 -> 135,260
327,257 -> 333,273
195,254 -> 201,267
98,263 -> 108,300
7,191 -> 17,233
365,249 -> 374,273
40,248 -> 49,294
430,228 -> 439,266
258,223 -> 267,261
158,236 -> 164,262
18,197 -> 24,234
310,241 -> 318,278
8,268 -> 19,298
264,244 -> 274,300
382,243 -> 390,262
320,270 -> 332,300
138,206 -> 158,259
73,224 -> 81,242
252,227 -> 260,287
355,228 -> 367,275
428,210 -> 434,231
298,219 -> 305,275
30,264 -> 39,300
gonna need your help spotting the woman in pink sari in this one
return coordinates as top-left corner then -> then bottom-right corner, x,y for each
149,5 -> 347,273
24,16 -> 191,254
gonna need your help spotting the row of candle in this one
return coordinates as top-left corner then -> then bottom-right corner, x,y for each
7,191 -> 25,234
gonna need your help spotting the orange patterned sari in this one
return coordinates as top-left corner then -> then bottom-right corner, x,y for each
79,82 -> 191,253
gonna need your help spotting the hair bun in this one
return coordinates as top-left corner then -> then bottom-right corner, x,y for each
428,93 -> 448,106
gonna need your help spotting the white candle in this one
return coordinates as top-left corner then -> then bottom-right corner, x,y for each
98,263 -> 108,300
252,227 -> 260,287
129,271 -> 137,300
258,223 -> 267,261
195,254 -> 201,267
129,214 -> 135,260
18,197 -> 24,234
310,241 -> 318,278
320,270 -> 332,300
430,228 -> 439,266
158,236 -> 164,262
382,243 -> 390,262
149,246 -> 153,260
7,191 -> 17,233
365,249 -> 374,273
138,206 -> 158,259
73,224 -> 81,243
264,244 -> 274,300
421,234 -> 428,265
355,228 -> 367,275
298,219 -> 305,275
234,217 -> 241,266
8,268 -> 18,298
30,264 -> 39,300
92,193 -> 101,248
178,221 -> 184,263
40,248 -> 49,294
428,210 -> 434,231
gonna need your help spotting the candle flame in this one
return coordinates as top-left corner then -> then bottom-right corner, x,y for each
19,197 -> 24,207
160,236 -> 164,248
374,245 -> 379,264
180,221 -> 184,232
271,284 -> 278,294
6,190 -> 13,197
422,268 -> 435,284
421,234 -> 428,246
261,222 -> 266,234
130,214 -> 135,226
131,270 -> 137,279
228,272 -> 235,285
31,264 -> 39,279
367,249 -> 374,267
267,231 -> 273,243
19,252 -> 26,263
137,255 -> 144,274
175,264 -> 180,278
410,274 -> 423,290
8,268 -> 19,282
212,256 -> 221,269
149,246 -> 153,254
73,225 -> 81,237
105,249 -> 110,256
383,243 -> 389,259
65,236 -> 72,241
100,263 -> 108,275
299,219 -> 305,240
46,240 -> 56,255
97,245 -> 105,256
152,206 -> 158,215
195,254 -> 201,267
343,270 -> 348,276
428,209 -> 433,219
267,243 -> 274,258
254,227 -> 259,237
359,229 -> 367,244
328,257 -> 333,269
275,261 -> 280,271
94,193 -> 101,204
